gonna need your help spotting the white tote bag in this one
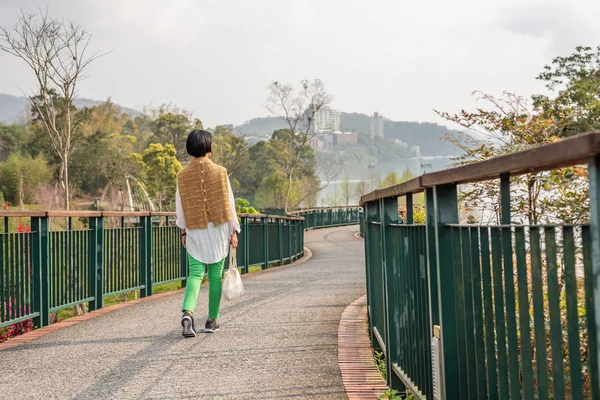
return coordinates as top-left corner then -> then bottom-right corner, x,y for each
222,247 -> 244,300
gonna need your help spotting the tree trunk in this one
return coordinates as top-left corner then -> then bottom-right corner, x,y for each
64,154 -> 70,211
284,167 -> 294,213
18,174 -> 24,210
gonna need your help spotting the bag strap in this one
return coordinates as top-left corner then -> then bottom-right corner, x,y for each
229,246 -> 237,271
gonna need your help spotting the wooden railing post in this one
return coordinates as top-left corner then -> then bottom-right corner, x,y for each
88,216 -> 104,311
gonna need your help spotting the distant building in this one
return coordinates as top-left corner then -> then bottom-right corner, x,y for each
395,140 -> 408,149
334,132 -> 358,146
313,107 -> 341,133
308,137 -> 323,151
370,112 -> 384,138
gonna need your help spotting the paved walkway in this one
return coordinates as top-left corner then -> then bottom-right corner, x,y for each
0,226 -> 366,400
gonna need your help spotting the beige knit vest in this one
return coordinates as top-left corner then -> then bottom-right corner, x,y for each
177,157 -> 232,230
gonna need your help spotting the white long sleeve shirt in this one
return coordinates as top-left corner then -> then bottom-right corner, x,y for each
175,177 -> 240,264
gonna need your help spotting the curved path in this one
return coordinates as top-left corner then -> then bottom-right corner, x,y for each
0,226 -> 366,400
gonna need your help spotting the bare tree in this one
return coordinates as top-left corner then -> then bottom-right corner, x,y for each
0,9 -> 103,210
266,79 -> 332,212
340,175 -> 352,207
292,152 -> 344,209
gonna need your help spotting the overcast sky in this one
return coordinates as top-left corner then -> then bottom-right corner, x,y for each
1,0 -> 599,128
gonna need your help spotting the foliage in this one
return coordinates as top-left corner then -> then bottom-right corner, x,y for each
141,143 -> 182,210
149,108 -> 203,158
374,350 -> 387,380
535,45 -> 600,136
0,154 -> 53,205
378,390 -> 401,400
0,9 -> 103,210
235,198 -> 259,214
437,89 -> 589,225
266,79 -> 331,211
211,125 -> 250,183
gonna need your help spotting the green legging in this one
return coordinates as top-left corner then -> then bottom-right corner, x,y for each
182,253 -> 224,319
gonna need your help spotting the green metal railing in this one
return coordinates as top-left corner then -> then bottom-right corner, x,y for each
361,131 -> 600,399
1,206 -> 361,331
288,207 -> 362,231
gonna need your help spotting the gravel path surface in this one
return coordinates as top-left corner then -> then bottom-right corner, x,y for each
0,225 -> 365,400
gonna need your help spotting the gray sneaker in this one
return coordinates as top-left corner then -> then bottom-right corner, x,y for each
181,311 -> 196,338
204,318 -> 220,333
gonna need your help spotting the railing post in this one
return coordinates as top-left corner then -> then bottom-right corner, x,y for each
31,215 -> 49,327
381,196 -> 403,390
425,188 -> 439,331
140,215 -> 153,297
180,235 -> 188,287
263,217 -> 269,270
243,217 -> 250,273
588,155 -> 600,398
300,219 -> 304,257
278,218 -> 283,266
432,184 -> 460,399
500,173 -> 520,399
288,219 -> 293,262
88,216 -> 104,311
364,200 -> 380,348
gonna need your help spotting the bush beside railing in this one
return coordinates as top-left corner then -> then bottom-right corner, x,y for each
361,131 -> 600,400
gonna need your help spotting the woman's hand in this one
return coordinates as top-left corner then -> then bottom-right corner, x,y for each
181,230 -> 187,248
230,232 -> 238,248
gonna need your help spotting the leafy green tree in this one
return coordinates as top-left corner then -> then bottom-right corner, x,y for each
235,198 -> 259,214
211,126 -> 249,182
380,171 -> 401,188
0,123 -> 32,159
149,109 -> 203,158
141,143 -> 182,210
535,45 -> 600,136
0,154 -> 53,206
256,172 -> 288,209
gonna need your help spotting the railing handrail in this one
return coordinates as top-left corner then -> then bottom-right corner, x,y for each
287,206 -> 361,215
361,130 -> 600,204
0,210 -> 305,221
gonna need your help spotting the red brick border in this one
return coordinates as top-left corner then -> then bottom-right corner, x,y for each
338,295 -> 389,400
0,246 -> 313,352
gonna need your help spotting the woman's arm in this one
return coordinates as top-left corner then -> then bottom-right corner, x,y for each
227,177 -> 240,248
175,186 -> 187,248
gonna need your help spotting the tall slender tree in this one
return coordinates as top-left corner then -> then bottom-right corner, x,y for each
0,9 -> 104,209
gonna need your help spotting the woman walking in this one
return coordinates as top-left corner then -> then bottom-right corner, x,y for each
175,129 -> 240,337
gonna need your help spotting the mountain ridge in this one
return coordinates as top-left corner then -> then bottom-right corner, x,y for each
1,92 -> 467,156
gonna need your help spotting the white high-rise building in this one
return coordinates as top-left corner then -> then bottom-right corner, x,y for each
313,107 -> 341,133
370,112 -> 384,138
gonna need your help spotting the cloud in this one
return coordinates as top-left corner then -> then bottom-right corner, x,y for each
499,1 -> 599,56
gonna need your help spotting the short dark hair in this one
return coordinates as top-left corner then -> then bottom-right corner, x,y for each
186,130 -> 212,158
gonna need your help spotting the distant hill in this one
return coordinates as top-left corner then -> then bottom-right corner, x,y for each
238,112 -> 469,156
0,93 -> 142,124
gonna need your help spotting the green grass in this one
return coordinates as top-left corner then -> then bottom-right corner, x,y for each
55,280 -> 185,321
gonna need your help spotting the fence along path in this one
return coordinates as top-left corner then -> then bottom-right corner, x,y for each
0,207 -> 361,331
361,130 -> 600,399
0,225 -> 364,400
